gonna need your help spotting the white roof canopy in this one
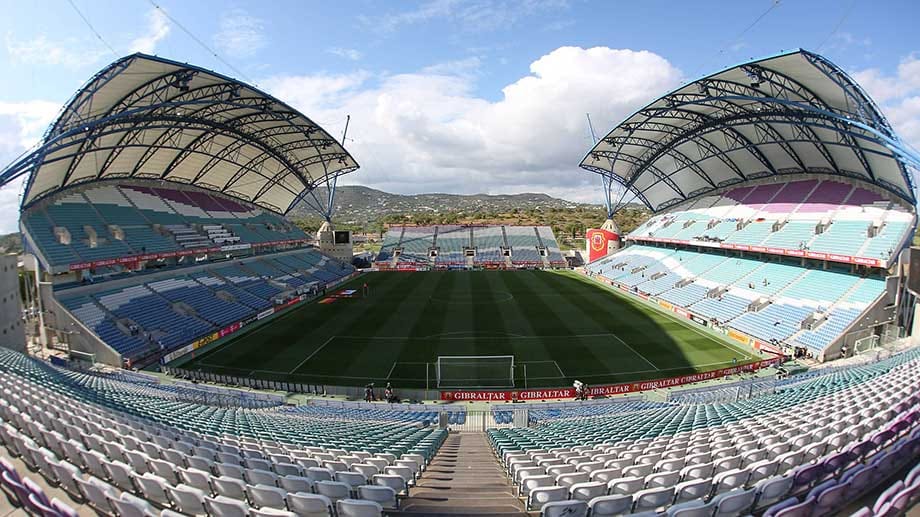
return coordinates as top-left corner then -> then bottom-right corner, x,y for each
581,49 -> 918,212
6,54 -> 359,214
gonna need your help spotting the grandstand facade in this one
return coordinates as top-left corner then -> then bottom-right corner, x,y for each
581,49 -> 920,363
376,224 -> 567,269
1,54 -> 360,368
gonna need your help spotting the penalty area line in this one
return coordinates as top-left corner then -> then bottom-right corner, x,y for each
289,336 -> 336,374
386,362 -> 398,380
554,361 -> 566,378
610,332 -> 659,371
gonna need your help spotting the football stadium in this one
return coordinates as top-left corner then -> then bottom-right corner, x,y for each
0,39 -> 919,517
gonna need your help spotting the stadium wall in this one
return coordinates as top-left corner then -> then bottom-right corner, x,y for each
0,255 -> 25,353
819,274 -> 899,360
164,355 -> 783,403
45,294 -> 121,366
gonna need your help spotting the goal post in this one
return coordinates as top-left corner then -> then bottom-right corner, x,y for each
436,355 -> 515,388
853,334 -> 879,356
69,349 -> 96,364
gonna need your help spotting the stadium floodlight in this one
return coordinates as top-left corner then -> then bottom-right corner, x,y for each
436,355 -> 515,389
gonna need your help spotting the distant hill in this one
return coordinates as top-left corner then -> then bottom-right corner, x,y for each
289,185 -> 601,223
0,233 -> 21,255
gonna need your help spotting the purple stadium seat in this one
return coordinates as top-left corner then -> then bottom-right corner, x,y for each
1,470 -> 27,507
812,480 -> 849,517
22,477 -> 52,514
906,463 -> 920,487
871,429 -> 896,449
846,440 -> 874,461
772,496 -> 815,517
762,497 -> 797,517
791,463 -> 822,494
820,451 -> 852,476
872,481 -> 904,515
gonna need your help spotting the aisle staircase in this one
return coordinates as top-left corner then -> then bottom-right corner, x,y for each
399,432 -> 529,515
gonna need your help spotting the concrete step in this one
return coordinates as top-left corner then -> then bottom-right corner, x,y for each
397,432 -> 530,515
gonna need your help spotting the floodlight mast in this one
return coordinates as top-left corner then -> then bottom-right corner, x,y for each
301,114 -> 351,222
587,113 -> 623,218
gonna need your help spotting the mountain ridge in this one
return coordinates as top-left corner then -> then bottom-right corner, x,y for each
290,185 -> 603,223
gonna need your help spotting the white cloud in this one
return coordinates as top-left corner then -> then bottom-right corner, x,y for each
327,47 -> 363,61
543,19 -> 575,32
361,0 -> 569,34
823,32 -> 872,54
5,33 -> 108,67
852,55 -> 920,151
213,9 -> 266,59
0,101 -> 60,151
130,9 -> 171,54
262,46 -> 682,203
421,57 -> 481,78
0,101 -> 60,234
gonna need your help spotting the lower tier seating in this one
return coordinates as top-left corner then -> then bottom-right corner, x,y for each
588,245 -> 886,354
0,348 -> 446,516
490,348 -> 920,515
58,249 -> 354,364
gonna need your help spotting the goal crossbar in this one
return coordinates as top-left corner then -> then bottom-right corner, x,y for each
436,355 -> 514,389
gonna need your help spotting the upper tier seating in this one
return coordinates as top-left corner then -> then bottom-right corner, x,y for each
399,227 -> 436,263
491,348 -> 920,515
536,226 -> 567,266
434,226 -> 469,265
58,249 -> 354,363
377,225 -> 567,267
23,184 -> 309,268
473,226 -> 505,264
629,179 -> 914,266
588,245 -> 886,354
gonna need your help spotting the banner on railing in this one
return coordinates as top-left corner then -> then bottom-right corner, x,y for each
625,235 -> 885,267
68,239 -> 310,271
439,357 -> 782,401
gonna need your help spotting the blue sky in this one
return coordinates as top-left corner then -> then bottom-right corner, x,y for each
0,0 -> 919,231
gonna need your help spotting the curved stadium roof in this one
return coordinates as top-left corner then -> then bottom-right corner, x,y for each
581,49 -> 920,213
3,53 -> 358,214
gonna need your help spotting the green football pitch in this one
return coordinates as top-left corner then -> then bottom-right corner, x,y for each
176,270 -> 759,389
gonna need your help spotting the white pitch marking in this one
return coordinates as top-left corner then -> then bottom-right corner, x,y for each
553,361 -> 566,378
609,332 -> 660,370
289,336 -> 336,374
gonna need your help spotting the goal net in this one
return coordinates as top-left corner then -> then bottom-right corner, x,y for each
853,335 -> 879,356
69,350 -> 96,364
436,355 -> 514,388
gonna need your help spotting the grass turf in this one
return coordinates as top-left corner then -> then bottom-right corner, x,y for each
176,270 -> 759,389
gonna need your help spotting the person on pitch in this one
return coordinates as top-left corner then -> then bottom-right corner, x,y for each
385,382 -> 397,403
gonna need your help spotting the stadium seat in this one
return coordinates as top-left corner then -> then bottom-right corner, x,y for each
541,499 -> 588,517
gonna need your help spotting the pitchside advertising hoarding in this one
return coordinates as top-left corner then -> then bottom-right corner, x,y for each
439,357 -> 782,401
586,228 -> 619,263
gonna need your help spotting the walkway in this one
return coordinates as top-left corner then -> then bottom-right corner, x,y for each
398,432 -> 530,515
